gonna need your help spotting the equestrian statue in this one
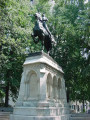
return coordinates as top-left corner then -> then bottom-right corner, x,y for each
31,12 -> 55,53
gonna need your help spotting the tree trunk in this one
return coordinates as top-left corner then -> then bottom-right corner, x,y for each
82,100 -> 85,112
67,89 -> 70,103
5,82 -> 9,107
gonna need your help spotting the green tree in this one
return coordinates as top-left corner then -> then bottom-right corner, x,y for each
49,0 -> 90,104
0,0 -> 38,107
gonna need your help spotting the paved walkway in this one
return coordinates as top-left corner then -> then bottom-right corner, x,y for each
70,113 -> 90,120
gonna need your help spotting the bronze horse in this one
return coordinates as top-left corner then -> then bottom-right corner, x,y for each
31,13 -> 55,53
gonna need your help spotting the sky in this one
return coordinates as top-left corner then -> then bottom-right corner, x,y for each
85,0 -> 89,3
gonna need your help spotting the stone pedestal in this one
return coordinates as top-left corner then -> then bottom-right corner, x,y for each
10,52 -> 70,120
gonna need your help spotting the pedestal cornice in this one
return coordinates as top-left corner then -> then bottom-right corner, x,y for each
24,52 -> 64,74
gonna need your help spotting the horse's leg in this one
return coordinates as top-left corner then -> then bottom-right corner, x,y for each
31,32 -> 39,44
34,37 -> 39,44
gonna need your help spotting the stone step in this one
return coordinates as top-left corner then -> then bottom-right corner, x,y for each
0,112 -> 10,120
0,112 -> 10,115
0,116 -> 9,118
70,117 -> 90,120
70,113 -> 90,120
10,114 -> 70,120
0,112 -> 10,118
13,107 -> 70,116
71,113 -> 90,117
0,115 -> 9,117
0,118 -> 9,120
0,117 -> 9,119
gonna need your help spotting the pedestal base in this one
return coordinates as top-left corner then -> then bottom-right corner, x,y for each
10,52 -> 70,120
10,115 -> 70,120
10,106 -> 70,120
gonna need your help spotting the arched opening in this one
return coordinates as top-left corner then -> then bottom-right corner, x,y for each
47,73 -> 53,99
53,76 -> 57,99
25,70 -> 39,100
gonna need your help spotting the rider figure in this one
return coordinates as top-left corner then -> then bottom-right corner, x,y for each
32,12 -> 55,52
42,14 -> 51,37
